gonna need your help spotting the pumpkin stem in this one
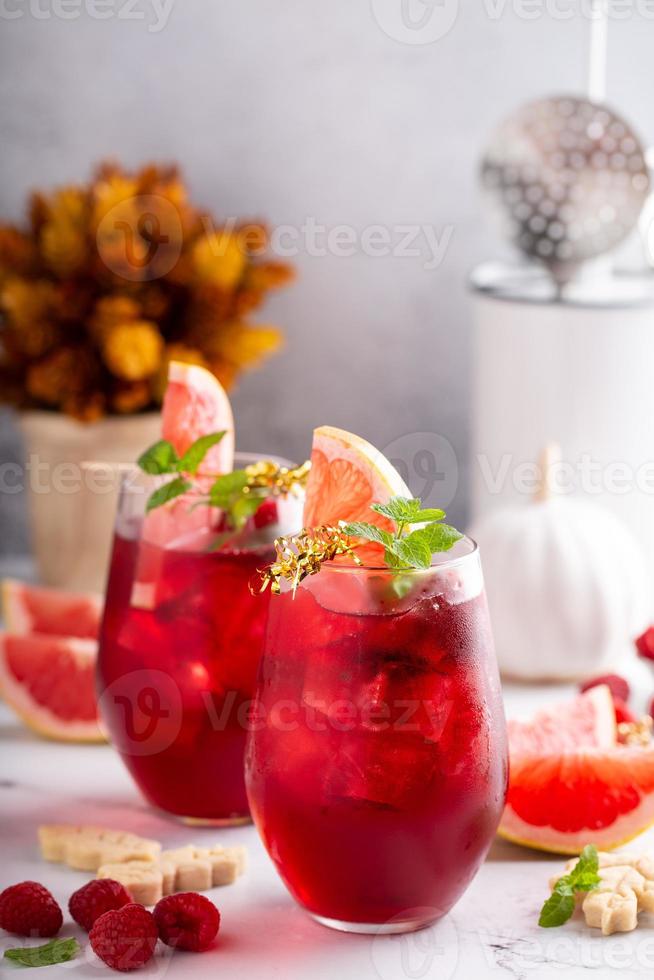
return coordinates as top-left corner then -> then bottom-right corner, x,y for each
534,443 -> 562,502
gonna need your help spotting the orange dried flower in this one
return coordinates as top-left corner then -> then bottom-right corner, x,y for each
0,227 -> 38,281
63,390 -> 106,422
1,277 -> 60,358
191,232 -> 246,289
0,162 -> 294,419
111,380 -> 152,414
102,320 -> 163,381
89,295 -> 141,342
40,187 -> 89,278
27,347 -> 96,407
199,320 -> 283,390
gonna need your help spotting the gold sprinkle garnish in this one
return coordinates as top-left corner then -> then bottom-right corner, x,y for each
244,459 -> 311,497
253,524 -> 361,596
618,716 -> 653,746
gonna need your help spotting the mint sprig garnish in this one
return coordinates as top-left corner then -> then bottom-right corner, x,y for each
210,474 -> 262,532
137,434 -> 308,535
138,432 -> 251,524
4,938 -> 80,967
539,845 -> 601,928
138,432 -> 226,481
343,495 -> 462,570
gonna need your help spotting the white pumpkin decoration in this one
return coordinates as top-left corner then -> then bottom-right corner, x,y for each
469,445 -> 652,680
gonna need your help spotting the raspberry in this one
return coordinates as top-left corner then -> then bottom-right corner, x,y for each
253,497 -> 278,530
69,879 -> 132,932
90,904 -> 158,972
580,673 -> 630,703
153,893 -> 220,952
635,627 -> 654,662
0,881 -> 62,937
614,697 -> 637,726
649,696 -> 654,721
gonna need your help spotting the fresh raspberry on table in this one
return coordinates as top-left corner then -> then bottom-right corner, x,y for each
0,881 -> 63,937
69,878 -> 132,932
580,673 -> 630,703
635,627 -> 654,662
89,904 -> 158,972
153,892 -> 220,952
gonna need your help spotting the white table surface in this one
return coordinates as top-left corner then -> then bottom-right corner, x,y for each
2,654 -> 654,980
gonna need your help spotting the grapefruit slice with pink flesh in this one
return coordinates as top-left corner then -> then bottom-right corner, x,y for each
499,686 -> 654,854
2,579 -> 102,640
302,425 -> 411,564
133,361 -> 236,607
0,632 -> 103,742
162,361 -> 234,475
506,684 -> 616,755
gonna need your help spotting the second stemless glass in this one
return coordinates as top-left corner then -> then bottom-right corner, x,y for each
97,454 -> 304,825
245,539 -> 508,932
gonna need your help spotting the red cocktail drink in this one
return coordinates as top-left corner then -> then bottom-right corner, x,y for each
245,542 -> 508,930
98,460 -> 303,824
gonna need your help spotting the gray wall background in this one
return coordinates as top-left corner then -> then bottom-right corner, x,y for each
1,1 -> 653,557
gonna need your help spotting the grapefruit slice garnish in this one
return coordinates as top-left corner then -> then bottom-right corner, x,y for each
133,361 -> 236,608
499,687 -> 654,854
2,579 -> 102,640
302,425 -> 411,564
162,361 -> 235,475
0,632 -> 104,742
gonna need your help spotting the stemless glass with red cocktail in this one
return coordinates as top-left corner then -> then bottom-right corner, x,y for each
98,455 -> 305,824
97,361 -> 308,825
245,426 -> 508,932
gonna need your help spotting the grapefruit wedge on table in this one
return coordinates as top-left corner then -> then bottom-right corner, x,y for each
499,685 -> 654,854
0,580 -> 104,742
303,425 -> 411,563
2,578 -> 101,639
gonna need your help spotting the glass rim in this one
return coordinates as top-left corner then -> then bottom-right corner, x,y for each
318,535 -> 479,575
82,451 -> 299,491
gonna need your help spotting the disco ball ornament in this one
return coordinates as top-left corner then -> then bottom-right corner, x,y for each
481,94 -> 650,286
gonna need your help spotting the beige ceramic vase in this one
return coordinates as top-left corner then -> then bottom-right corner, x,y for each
18,411 -> 161,592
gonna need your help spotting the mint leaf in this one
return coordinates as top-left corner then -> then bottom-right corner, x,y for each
370,500 -> 446,526
343,496 -> 463,573
568,845 -> 600,892
390,572 -> 416,599
384,547 -> 404,570
4,938 -> 80,967
209,470 -> 249,508
407,508 -> 446,523
138,440 -> 180,475
410,522 -> 463,554
209,471 -> 265,532
390,534 -> 432,569
370,497 -> 421,523
539,846 -> 601,929
178,432 -> 226,476
538,885 -> 576,928
230,494 -> 262,531
342,522 -> 394,550
146,476 -> 191,512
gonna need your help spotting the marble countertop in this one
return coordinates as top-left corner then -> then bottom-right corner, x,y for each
2,660 -> 654,980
